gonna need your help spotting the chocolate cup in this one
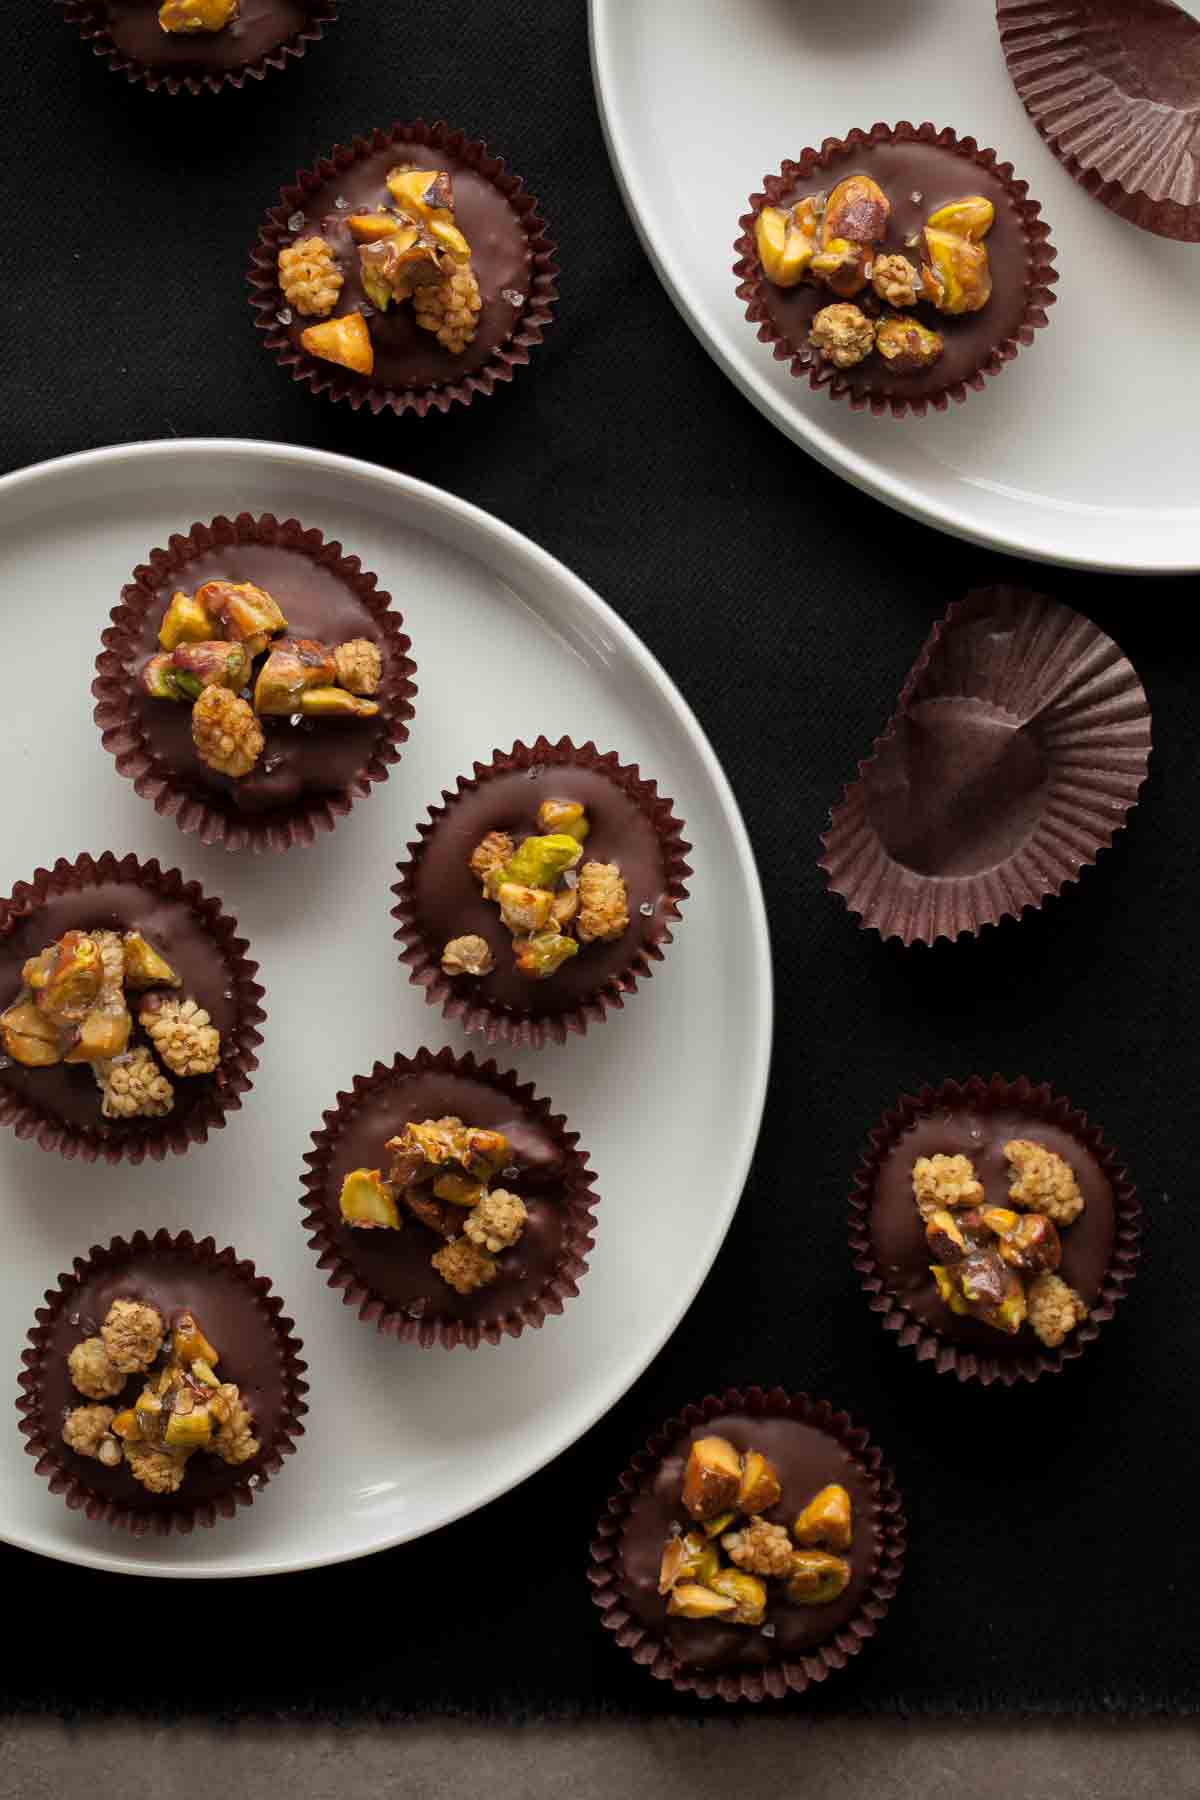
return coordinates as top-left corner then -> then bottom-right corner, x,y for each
733,122 -> 1058,418
391,736 -> 692,1050
849,1076 -> 1141,1386
54,0 -> 337,97
588,1386 -> 906,1704
93,511 -> 417,853
248,120 -> 559,417
998,1 -> 1200,243
819,586 -> 1152,945
0,852 -> 264,1164
299,1046 -> 598,1349
16,1228 -> 308,1534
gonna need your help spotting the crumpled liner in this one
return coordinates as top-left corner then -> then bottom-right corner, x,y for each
54,0 -> 337,97
848,1075 -> 1142,1386
588,1386 -> 906,1703
93,511 -> 418,853
16,1229 -> 308,1535
248,119 -> 559,417
820,587 -> 1152,944
998,1 -> 1200,243
0,851 -> 265,1164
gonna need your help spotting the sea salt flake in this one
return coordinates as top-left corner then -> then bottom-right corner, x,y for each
359,302 -> 375,318
761,1623 -> 777,1639
290,713 -> 303,726
639,901 -> 654,916
334,195 -> 349,210
287,211 -> 306,233
562,869 -> 578,890
502,1166 -> 519,1181
910,190 -> 923,205
276,306 -> 293,326
528,764 -> 545,780
501,288 -> 525,307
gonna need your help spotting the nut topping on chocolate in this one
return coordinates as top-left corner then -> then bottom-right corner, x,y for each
158,0 -> 238,31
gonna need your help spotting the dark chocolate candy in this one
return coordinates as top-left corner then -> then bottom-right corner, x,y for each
98,0 -> 310,72
868,1107 -> 1115,1356
617,1412 -> 880,1674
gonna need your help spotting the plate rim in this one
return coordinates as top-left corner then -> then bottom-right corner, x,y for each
0,436 -> 774,1579
587,0 -> 1200,576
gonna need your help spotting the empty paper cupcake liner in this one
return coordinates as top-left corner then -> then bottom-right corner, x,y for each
392,736 -> 692,1050
300,1045 -> 598,1349
999,1 -> 1200,242
733,121 -> 1058,417
16,1229 -> 308,1535
55,0 -> 338,97
93,511 -> 418,853
588,1386 -> 906,1704
848,1075 -> 1142,1386
0,852 -> 264,1164
820,586 -> 1152,945
248,119 -> 559,417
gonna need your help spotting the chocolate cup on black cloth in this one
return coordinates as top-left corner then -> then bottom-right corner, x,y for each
392,737 -> 691,1050
999,1 -> 1200,243
589,1387 -> 905,1704
0,852 -> 264,1164
300,1047 -> 597,1349
93,512 -> 417,853
849,1076 -> 1141,1386
248,121 -> 559,416
733,122 -> 1058,417
820,587 -> 1152,945
55,0 -> 337,96
16,1229 -> 308,1535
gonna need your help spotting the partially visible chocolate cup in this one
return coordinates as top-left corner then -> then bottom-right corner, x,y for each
0,852 -> 264,1164
93,511 -> 417,853
300,1046 -> 598,1349
999,1 -> 1200,243
392,736 -> 691,1050
849,1076 -> 1141,1386
820,586 -> 1152,945
248,120 -> 559,417
55,0 -> 338,97
588,1386 -> 906,1704
16,1229 -> 308,1535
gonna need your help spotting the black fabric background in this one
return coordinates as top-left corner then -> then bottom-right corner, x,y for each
0,0 -> 1197,1720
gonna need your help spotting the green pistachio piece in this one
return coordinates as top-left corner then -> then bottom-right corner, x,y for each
497,833 -> 584,892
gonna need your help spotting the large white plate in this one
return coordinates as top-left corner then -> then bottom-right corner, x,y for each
0,439 -> 771,1578
590,0 -> 1200,574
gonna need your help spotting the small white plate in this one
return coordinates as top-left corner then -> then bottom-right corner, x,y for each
0,439 -> 771,1578
590,0 -> 1200,573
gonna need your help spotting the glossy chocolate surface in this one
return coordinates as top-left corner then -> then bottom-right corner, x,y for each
756,139 -> 1035,401
869,1107 -> 1115,1355
618,1413 -> 880,1673
0,883 -> 238,1137
281,140 -> 532,392
319,1069 -> 572,1326
39,1245 -> 287,1510
410,765 -> 670,1017
99,0 -> 309,71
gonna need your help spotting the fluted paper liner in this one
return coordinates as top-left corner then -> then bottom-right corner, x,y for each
0,852 -> 264,1164
248,120 -> 559,417
820,587 -> 1152,945
848,1075 -> 1141,1387
300,1046 -> 598,1350
55,0 -> 337,97
16,1229 -> 308,1536
93,511 -> 418,853
733,121 -> 1058,418
588,1386 -> 906,1704
392,736 -> 692,1050
999,1 -> 1200,243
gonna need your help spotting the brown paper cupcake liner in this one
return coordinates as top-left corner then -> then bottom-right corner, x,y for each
0,852 -> 264,1163
819,587 -> 1152,945
16,1228 -> 308,1535
55,1 -> 337,97
848,1075 -> 1141,1386
588,1386 -> 906,1704
300,1045 -> 598,1349
733,121 -> 1058,418
391,736 -> 692,1050
999,1 -> 1200,243
93,511 -> 418,853
248,120 -> 559,417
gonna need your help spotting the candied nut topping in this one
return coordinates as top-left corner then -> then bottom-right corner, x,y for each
464,806 -> 629,982
100,1299 -> 164,1374
159,0 -> 237,27
431,1236 -> 498,1295
95,1047 -> 175,1120
911,1153 -> 985,1217
191,686 -> 264,778
576,861 -> 630,945
62,1404 -> 119,1463
125,1444 -> 188,1494
138,994 -> 221,1078
414,264 -> 483,354
871,253 -> 919,307
722,1517 -> 795,1578
333,638 -> 382,697
809,303 -> 875,369
1026,1271 -> 1088,1348
1004,1139 -> 1085,1226
440,934 -> 495,978
211,1383 -> 260,1465
463,1187 -> 527,1253
68,1337 -> 124,1401
469,832 -> 514,891
278,237 -> 344,320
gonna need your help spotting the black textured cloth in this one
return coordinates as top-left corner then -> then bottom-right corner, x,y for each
1,0 -> 1197,1722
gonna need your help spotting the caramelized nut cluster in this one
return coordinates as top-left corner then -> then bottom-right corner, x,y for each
158,0 -> 238,31
658,1435 -> 854,1628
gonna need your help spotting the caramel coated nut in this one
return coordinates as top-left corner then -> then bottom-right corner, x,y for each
792,1483 -> 853,1552
875,314 -> 944,372
440,935 -> 495,978
681,1435 -> 742,1522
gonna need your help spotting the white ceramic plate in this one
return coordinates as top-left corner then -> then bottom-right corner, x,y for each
0,439 -> 771,1578
590,0 -> 1200,574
